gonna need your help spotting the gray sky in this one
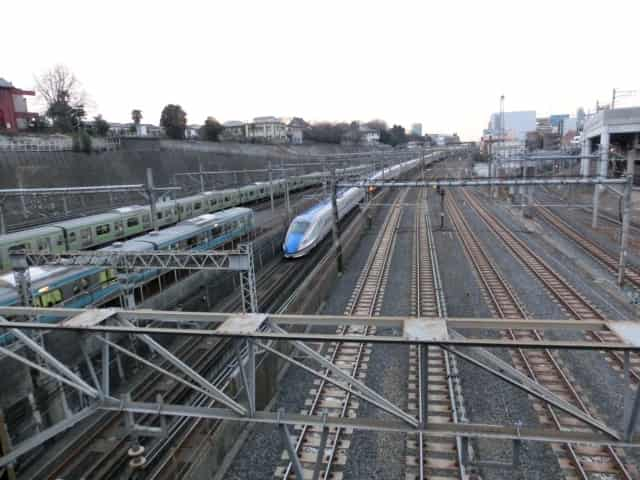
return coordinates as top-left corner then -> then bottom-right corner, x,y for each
4,0 -> 639,140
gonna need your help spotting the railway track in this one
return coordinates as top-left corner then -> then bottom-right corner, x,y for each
461,190 -> 640,384
26,249 -> 304,479
447,191 -> 636,479
275,188 -> 408,479
535,206 -> 640,288
406,187 -> 466,480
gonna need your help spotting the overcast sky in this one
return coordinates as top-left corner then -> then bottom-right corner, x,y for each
3,0 -> 639,140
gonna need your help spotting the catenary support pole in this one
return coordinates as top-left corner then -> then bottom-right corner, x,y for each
330,167 -> 344,275
268,160 -> 275,213
618,175 -> 633,285
0,203 -> 6,235
592,130 -> 610,228
146,168 -> 158,231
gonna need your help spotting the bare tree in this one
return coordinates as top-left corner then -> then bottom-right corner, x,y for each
34,65 -> 88,132
35,64 -> 87,113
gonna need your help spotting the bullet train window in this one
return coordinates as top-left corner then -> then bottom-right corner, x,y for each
290,221 -> 310,234
57,236 -> 64,246
157,212 -> 163,219
81,228 -> 92,241
114,221 -> 124,233
224,196 -> 230,202
127,217 -> 139,228
68,232 -> 76,243
212,225 -> 223,236
194,201 -> 202,210
96,224 -> 111,236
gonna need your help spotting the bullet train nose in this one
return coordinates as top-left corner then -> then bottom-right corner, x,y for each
283,232 -> 305,256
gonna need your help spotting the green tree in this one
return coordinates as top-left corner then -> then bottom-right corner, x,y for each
380,124 -> 407,147
92,114 -> 110,137
131,109 -> 143,125
35,64 -> 87,133
160,104 -> 187,139
72,130 -> 92,153
200,116 -> 223,141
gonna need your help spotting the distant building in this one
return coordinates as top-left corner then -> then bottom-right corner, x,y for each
221,120 -> 246,142
430,133 -> 459,146
287,117 -> 308,144
221,116 -> 305,144
185,124 -> 201,139
109,122 -> 164,137
246,116 -> 287,143
410,123 -> 422,136
359,126 -> 380,144
488,110 -> 536,141
0,78 -> 37,132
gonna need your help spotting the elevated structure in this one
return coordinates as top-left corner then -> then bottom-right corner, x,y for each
0,78 -> 37,132
581,107 -> 640,226
1,307 -> 640,478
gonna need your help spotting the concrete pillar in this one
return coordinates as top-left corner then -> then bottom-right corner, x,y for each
580,136 -> 591,177
592,129 -> 610,228
627,133 -> 639,179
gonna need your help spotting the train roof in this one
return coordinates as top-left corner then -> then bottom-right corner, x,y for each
53,212 -> 122,229
0,225 -> 62,245
113,205 -> 148,214
129,208 -> 253,247
100,239 -> 155,252
0,266 -> 70,288
292,188 -> 357,223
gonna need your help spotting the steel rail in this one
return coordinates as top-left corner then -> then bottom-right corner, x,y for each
536,206 -> 640,288
447,191 -> 634,479
279,188 -> 408,479
409,186 -> 465,480
463,190 -> 640,385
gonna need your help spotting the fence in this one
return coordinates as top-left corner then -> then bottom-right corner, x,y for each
0,137 -> 121,152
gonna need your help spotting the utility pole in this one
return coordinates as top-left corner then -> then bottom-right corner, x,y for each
268,160 -> 275,213
146,168 -> 158,231
330,167 -> 344,275
0,203 -> 6,235
618,175 -> 633,286
282,160 -> 291,223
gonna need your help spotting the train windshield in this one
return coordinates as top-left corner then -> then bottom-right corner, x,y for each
289,221 -> 310,234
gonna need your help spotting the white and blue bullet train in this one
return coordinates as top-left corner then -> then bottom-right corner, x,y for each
283,157 -> 423,258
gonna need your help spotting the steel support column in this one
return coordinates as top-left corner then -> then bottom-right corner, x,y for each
618,175 -> 633,285
279,412 -> 304,480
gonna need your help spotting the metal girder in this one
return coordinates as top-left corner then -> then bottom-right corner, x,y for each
1,308 -> 617,331
95,398 -> 640,447
118,317 -> 247,415
0,406 -> 98,468
337,176 -> 628,188
1,317 -> 637,351
268,322 -> 417,426
442,340 -> 618,439
257,339 -> 418,426
0,317 -> 99,398
12,248 -> 251,271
